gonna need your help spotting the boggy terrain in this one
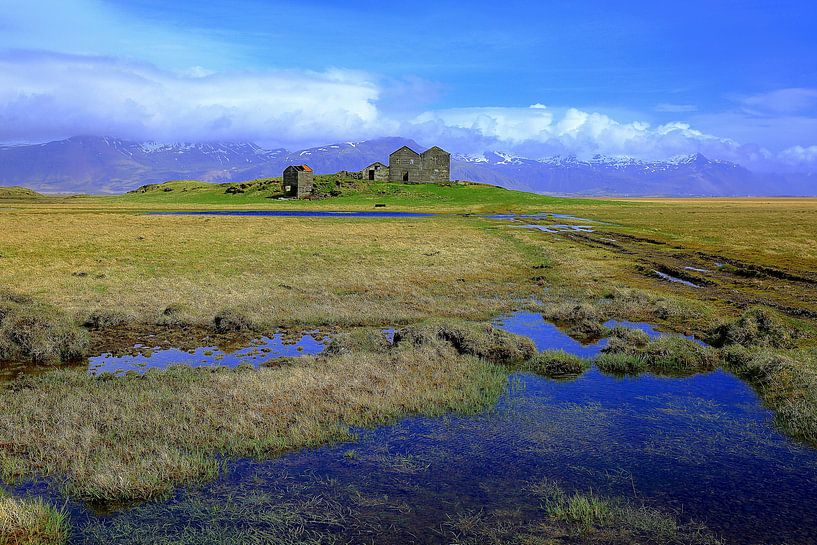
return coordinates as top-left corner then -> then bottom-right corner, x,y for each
1,179 -> 817,544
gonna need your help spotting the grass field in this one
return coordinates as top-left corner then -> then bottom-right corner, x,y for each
1,179 -> 816,542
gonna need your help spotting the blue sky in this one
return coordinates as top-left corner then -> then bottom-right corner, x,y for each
1,0 -> 816,169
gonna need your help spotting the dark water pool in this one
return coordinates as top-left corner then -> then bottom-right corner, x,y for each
148,210 -> 434,217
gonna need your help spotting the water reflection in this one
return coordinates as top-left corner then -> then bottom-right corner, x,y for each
88,333 -> 327,376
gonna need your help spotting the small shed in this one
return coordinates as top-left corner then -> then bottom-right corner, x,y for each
282,165 -> 314,198
361,162 -> 389,181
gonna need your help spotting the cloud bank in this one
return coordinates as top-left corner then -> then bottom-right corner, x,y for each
0,51 -> 815,171
0,52 -> 389,148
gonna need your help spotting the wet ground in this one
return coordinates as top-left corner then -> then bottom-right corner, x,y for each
10,311 -> 817,544
88,333 -> 327,375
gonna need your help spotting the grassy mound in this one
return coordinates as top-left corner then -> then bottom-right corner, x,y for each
0,293 -> 87,364
722,346 -> 817,445
393,320 -> 536,364
519,350 -> 590,378
708,308 -> 796,349
600,327 -> 717,376
0,186 -> 45,200
325,328 -> 391,356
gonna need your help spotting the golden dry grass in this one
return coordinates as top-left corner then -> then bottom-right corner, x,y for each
0,208 -> 537,328
562,197 -> 817,272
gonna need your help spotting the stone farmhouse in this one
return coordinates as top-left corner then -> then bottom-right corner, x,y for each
388,146 -> 450,183
282,165 -> 313,198
282,145 -> 450,198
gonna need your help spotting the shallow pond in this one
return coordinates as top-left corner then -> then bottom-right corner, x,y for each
88,333 -> 327,375
11,313 -> 817,544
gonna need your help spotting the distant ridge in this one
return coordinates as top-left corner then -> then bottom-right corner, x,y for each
0,136 -> 813,196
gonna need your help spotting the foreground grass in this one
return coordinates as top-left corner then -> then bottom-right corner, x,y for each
0,490 -> 67,545
0,342 -> 506,502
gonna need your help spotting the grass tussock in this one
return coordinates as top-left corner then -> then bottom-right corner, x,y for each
82,308 -> 134,330
325,328 -> 391,356
0,344 -> 506,502
708,308 -> 796,349
393,320 -> 536,364
0,490 -> 68,545
540,302 -> 605,341
540,483 -> 720,544
212,308 -> 257,334
444,479 -> 722,545
601,327 -> 717,376
594,352 -> 649,375
722,346 -> 817,445
519,350 -> 590,378
0,293 -> 87,365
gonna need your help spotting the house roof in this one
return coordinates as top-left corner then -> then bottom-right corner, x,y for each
286,164 -> 313,172
421,146 -> 449,156
390,145 -> 420,157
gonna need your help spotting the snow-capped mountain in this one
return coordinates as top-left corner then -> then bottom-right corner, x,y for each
451,151 -> 806,196
0,135 -> 812,196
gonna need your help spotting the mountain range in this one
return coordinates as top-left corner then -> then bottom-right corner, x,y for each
0,135 -> 813,196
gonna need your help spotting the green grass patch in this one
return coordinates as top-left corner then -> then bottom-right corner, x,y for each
519,350 -> 590,378
0,489 -> 68,545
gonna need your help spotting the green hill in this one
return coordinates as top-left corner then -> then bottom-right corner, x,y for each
0,186 -> 46,200
110,176 -> 596,213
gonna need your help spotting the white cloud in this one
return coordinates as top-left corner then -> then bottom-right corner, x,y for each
410,104 -> 737,161
779,145 -> 817,165
0,52 -> 390,148
0,51 -> 815,171
741,88 -> 817,115
655,103 -> 698,113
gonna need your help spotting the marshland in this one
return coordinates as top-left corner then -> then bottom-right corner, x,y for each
2,180 -> 817,544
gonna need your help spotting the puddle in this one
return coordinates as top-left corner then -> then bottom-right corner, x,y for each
88,333 -> 327,375
483,212 -> 597,223
495,311 -> 704,357
685,266 -> 711,273
654,270 -> 701,288
519,223 -> 594,233
148,210 -> 434,218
